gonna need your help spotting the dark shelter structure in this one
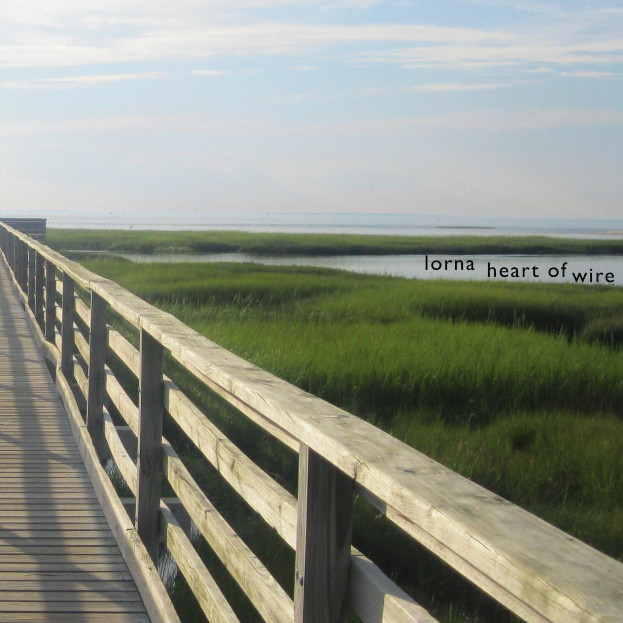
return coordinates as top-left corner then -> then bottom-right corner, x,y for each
0,217 -> 46,241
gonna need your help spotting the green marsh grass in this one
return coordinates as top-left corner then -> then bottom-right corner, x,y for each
48,228 -> 623,256
72,258 -> 623,623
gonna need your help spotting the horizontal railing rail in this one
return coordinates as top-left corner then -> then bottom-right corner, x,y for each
1,221 -> 621,623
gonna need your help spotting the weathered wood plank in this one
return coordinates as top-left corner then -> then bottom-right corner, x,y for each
0,614 -> 150,623
75,295 -> 91,327
4,221 -> 623,623
0,580 -> 138,592
164,378 -> 299,547
0,256 -> 149,622
0,591 -> 142,602
0,599 -> 145,621
108,326 -> 140,376
136,327 -> 164,562
163,441 -> 294,623
107,368 -> 139,433
105,410 -> 138,494
28,246 -> 35,311
87,291 -> 107,454
295,445 -> 353,623
45,259 -> 56,342
164,375 -> 434,623
161,505 -> 240,623
75,326 -> 90,362
55,366 -> 180,623
0,571 -> 134,582
61,272 -> 75,377
35,250 -> 44,328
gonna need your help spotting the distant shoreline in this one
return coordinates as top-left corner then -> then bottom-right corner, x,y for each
435,226 -> 495,230
47,229 -> 623,257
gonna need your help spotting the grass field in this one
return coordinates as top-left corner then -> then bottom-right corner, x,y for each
71,256 -> 623,623
48,227 -> 623,256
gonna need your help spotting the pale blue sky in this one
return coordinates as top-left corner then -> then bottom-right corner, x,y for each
1,0 -> 622,220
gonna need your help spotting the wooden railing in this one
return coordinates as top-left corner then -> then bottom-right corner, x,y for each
1,221 -> 621,623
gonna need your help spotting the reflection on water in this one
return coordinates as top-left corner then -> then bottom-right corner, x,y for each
121,253 -> 623,285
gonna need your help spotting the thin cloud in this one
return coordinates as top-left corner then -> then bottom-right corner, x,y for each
0,23 -> 516,68
459,0 -> 562,15
559,70 -> 618,79
287,107 -> 623,134
0,72 -> 167,89
406,82 -> 512,92
191,70 -> 232,76
191,69 -> 260,76
0,115 -> 273,138
4,107 -> 622,140
2,0 -> 622,84
353,40 -> 623,71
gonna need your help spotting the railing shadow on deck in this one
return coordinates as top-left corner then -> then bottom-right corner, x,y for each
0,262 -> 109,619
0,221 -> 622,623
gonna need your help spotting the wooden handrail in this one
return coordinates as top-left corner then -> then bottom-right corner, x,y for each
1,222 -> 622,623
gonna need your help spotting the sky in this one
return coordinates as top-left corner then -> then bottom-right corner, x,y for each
1,0 -> 622,221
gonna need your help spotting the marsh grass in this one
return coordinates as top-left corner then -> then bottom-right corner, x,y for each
75,257 -> 623,623
48,228 -> 623,257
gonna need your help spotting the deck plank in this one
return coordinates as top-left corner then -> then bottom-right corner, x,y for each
0,261 -> 149,619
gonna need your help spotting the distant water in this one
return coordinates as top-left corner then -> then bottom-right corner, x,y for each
121,253 -> 623,285
8,210 -> 622,240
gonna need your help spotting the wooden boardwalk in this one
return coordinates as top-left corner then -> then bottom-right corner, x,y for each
0,261 -> 149,622
1,220 -> 622,623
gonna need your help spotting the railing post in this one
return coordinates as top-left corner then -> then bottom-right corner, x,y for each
45,260 -> 57,343
35,251 -> 45,328
15,239 -> 21,280
16,241 -> 24,291
11,236 -> 17,274
28,247 -> 36,311
21,242 -> 28,292
16,241 -> 22,288
14,240 -> 19,283
18,241 -> 24,291
294,445 -> 354,623
61,272 -> 75,378
136,327 -> 164,561
87,292 -> 107,453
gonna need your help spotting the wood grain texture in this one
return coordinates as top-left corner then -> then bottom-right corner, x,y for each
61,272 -> 75,378
295,445 -> 353,623
163,441 -> 294,623
106,368 -> 139,433
45,261 -> 57,340
136,328 -> 164,561
0,257 -> 150,622
161,505 -> 240,623
3,222 -> 623,623
35,251 -> 44,328
164,378 -> 299,547
27,246 -> 35,311
56,357 -> 180,623
75,295 -> 91,327
104,411 -> 138,494
87,291 -> 107,454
